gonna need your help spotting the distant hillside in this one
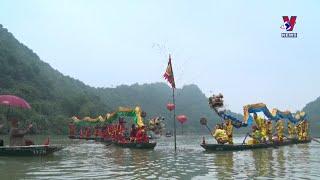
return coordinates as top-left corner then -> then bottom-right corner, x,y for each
96,83 -> 225,133
0,24 -> 222,134
2,24 -> 316,136
303,97 -> 320,134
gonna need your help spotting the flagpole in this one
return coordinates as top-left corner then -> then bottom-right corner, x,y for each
173,88 -> 177,151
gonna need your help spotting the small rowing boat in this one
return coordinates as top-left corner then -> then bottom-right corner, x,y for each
201,139 -> 311,152
0,145 -> 63,156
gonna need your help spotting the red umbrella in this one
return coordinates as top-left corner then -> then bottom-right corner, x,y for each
166,103 -> 175,111
0,95 -> 31,109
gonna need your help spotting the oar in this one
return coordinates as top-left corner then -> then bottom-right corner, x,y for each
312,137 -> 320,143
105,142 -> 113,146
242,133 -> 249,145
200,117 -> 213,136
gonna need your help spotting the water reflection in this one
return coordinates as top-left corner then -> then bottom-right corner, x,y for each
0,136 -> 319,179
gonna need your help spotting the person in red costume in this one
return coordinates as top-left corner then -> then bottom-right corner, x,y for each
85,127 -> 91,138
68,122 -> 76,137
94,126 -> 99,138
79,128 -> 84,138
135,126 -> 149,143
130,124 -> 137,142
116,123 -> 127,143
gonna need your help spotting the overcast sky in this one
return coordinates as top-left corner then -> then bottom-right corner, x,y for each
0,0 -> 319,113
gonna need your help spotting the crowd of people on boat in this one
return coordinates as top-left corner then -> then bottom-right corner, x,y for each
212,113 -> 309,145
68,118 -> 150,143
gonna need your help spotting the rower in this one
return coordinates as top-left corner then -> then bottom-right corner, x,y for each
136,126 -> 149,143
9,118 -> 34,146
94,126 -> 99,138
276,120 -> 284,142
302,120 -> 309,140
248,125 -> 262,145
68,121 -> 76,137
79,128 -> 84,138
0,122 -> 4,146
253,113 -> 267,142
224,120 -> 233,144
85,127 -> 91,138
287,121 -> 295,139
266,120 -> 273,142
130,124 -> 137,142
212,124 -> 228,144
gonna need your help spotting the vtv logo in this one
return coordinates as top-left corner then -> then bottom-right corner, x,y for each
280,16 -> 297,31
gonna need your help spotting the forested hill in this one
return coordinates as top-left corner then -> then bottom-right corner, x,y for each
303,98 -> 320,133
0,24 -> 221,134
0,24 -> 318,135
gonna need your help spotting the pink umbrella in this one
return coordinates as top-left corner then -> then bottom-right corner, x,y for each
0,95 -> 31,109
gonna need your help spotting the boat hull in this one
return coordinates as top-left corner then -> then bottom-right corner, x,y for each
113,142 -> 157,149
201,139 -> 311,152
0,145 -> 63,156
68,136 -> 99,141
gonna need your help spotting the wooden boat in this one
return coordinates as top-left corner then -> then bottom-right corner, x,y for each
201,139 -> 311,152
113,141 -> 157,149
0,145 -> 63,156
165,131 -> 172,137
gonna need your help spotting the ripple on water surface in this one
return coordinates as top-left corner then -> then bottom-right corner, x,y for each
0,135 -> 319,179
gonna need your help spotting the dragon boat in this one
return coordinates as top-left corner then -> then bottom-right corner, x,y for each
201,138 -> 311,151
200,94 -> 312,152
0,145 -> 63,156
68,106 -> 157,149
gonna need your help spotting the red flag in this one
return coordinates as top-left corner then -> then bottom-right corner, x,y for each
163,55 -> 176,88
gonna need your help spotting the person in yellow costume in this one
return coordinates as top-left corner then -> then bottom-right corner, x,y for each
212,124 -> 228,144
253,113 -> 267,142
296,122 -> 303,140
302,120 -> 309,140
224,120 -> 233,144
276,120 -> 284,142
287,121 -> 295,139
247,125 -> 262,145
266,120 -> 273,142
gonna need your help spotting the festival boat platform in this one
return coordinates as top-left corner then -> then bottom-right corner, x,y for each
201,139 -> 311,152
113,141 -> 157,149
0,145 -> 63,156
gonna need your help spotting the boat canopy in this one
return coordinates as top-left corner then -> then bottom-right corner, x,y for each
71,106 -> 145,127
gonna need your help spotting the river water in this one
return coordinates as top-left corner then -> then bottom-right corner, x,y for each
0,135 -> 319,179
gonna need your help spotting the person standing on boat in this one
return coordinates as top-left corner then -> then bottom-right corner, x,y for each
68,121 -> 76,138
302,120 -> 309,140
130,124 -> 137,142
0,122 -> 4,146
224,120 -> 233,144
9,118 -> 33,146
85,127 -> 91,139
248,125 -> 262,145
253,113 -> 267,142
276,120 -> 284,142
260,118 -> 267,142
212,124 -> 228,144
266,120 -> 273,142
287,121 -> 295,139
136,126 -> 149,143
